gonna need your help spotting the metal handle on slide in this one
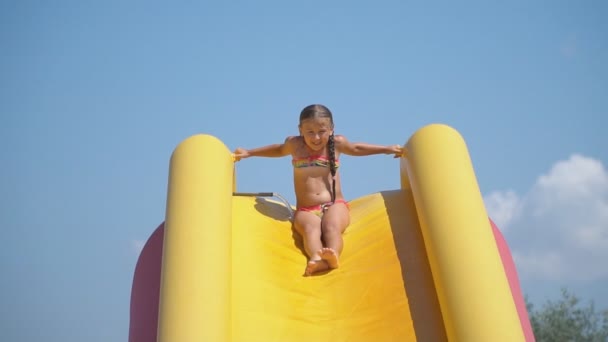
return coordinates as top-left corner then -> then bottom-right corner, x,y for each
232,192 -> 294,219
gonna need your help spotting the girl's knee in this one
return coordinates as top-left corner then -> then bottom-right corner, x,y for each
321,223 -> 343,236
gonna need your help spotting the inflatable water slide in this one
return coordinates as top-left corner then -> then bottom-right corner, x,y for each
129,124 -> 535,341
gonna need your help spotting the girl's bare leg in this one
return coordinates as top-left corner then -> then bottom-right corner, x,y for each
293,211 -> 328,275
319,203 -> 350,269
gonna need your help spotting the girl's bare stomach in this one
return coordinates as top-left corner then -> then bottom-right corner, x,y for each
293,170 -> 344,207
296,191 -> 334,208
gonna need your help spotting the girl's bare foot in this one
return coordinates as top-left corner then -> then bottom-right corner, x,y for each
304,259 -> 329,276
319,248 -> 339,269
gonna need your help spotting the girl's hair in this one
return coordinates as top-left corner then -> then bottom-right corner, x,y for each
299,104 -> 338,202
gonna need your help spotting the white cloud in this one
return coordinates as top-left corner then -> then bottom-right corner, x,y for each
512,251 -> 563,279
483,190 -> 520,230
484,154 -> 608,283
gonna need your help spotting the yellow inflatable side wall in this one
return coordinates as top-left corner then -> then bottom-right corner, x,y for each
156,125 -> 525,341
157,135 -> 233,341
405,124 -> 525,341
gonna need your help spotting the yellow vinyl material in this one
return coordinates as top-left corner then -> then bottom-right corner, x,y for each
158,134 -> 234,342
231,191 -> 445,341
404,124 -> 525,341
157,124 -> 525,341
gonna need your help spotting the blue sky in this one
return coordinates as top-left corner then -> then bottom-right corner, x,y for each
2,1 -> 607,341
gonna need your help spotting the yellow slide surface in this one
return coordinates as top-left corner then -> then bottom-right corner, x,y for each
155,124 -> 527,342
230,191 -> 443,341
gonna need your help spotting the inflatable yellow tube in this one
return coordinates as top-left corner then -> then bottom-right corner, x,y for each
157,134 -> 233,342
404,124 -> 524,341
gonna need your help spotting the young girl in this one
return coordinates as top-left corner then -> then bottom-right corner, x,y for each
234,104 -> 403,276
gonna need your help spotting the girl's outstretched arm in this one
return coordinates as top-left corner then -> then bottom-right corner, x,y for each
335,135 -> 403,158
234,136 -> 294,161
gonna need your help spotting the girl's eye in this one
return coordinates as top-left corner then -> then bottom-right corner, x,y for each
305,130 -> 327,136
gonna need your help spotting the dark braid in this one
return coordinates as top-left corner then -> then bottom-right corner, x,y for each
328,133 -> 337,202
299,104 -> 337,202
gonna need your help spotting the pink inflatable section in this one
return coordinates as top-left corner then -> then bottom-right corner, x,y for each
129,223 -> 164,342
491,219 -> 535,341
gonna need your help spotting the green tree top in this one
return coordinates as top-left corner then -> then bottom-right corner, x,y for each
527,288 -> 608,342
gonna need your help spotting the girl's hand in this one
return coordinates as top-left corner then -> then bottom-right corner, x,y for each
233,148 -> 250,161
390,145 -> 405,158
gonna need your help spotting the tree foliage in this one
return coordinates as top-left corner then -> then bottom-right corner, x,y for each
527,288 -> 608,342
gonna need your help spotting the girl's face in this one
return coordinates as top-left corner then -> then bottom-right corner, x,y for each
299,117 -> 333,152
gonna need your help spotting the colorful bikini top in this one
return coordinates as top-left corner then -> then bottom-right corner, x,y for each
292,155 -> 340,169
